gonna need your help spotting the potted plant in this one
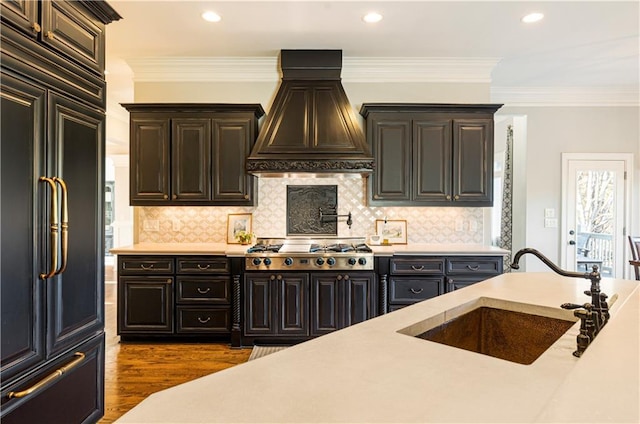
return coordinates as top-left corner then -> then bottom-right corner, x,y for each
236,230 -> 254,245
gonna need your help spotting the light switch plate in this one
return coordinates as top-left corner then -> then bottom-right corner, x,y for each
544,208 -> 555,218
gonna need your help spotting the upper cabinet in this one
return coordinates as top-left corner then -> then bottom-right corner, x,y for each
122,104 -> 265,206
360,104 -> 502,207
0,0 -> 116,75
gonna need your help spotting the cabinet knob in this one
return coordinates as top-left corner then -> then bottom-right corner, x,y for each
336,275 -> 342,281
244,194 -> 249,199
343,274 -> 349,281
172,194 -> 177,200
454,195 -> 460,200
45,31 -> 55,40
31,22 -> 41,33
446,195 -> 452,200
163,194 -> 168,199
269,275 -> 276,280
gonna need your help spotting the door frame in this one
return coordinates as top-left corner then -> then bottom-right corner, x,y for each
560,153 -> 634,278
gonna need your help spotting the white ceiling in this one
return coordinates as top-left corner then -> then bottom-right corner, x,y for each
104,1 -> 639,154
105,0 -> 639,90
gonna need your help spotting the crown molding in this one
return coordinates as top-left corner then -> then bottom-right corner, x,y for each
125,56 -> 499,83
491,86 -> 639,107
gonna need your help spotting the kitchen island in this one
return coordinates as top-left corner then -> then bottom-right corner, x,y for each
115,272 -> 639,423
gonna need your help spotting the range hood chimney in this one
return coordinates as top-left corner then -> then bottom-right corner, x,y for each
246,50 -> 374,177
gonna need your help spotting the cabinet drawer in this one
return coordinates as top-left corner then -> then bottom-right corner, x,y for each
176,277 -> 230,304
0,335 -> 104,424
389,277 -> 444,304
390,257 -> 445,274
118,256 -> 174,275
176,307 -> 230,333
446,276 -> 490,292
446,257 -> 503,275
176,257 -> 229,274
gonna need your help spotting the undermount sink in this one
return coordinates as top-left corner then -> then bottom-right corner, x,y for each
398,297 -> 578,365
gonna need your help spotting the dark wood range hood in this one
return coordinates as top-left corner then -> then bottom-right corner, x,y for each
246,50 -> 374,177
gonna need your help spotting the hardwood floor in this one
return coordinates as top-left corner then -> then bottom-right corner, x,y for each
101,281 -> 251,423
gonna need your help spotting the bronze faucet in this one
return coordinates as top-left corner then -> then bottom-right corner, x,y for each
511,248 -> 610,357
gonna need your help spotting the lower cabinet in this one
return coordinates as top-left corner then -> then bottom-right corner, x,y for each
117,255 -> 231,339
386,255 -> 503,311
0,334 -> 105,424
243,272 -> 376,343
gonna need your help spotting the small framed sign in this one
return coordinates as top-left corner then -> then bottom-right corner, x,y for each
227,213 -> 252,244
375,219 -> 407,244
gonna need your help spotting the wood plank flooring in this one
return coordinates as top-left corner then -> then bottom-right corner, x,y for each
100,282 -> 251,423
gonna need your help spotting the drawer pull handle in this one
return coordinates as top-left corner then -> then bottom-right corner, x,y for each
409,288 -> 424,294
466,265 -> 480,271
197,264 -> 210,270
7,352 -> 85,399
140,264 -> 154,270
410,265 -> 424,271
198,317 -> 211,323
197,287 -> 210,294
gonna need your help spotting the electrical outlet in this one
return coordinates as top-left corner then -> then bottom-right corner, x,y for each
469,220 -> 478,232
143,220 -> 159,231
455,218 -> 464,232
544,208 -> 556,218
544,218 -> 558,228
172,219 -> 181,232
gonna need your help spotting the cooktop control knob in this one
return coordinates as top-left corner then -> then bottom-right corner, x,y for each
327,257 -> 336,266
263,258 -> 272,266
252,258 -> 262,266
358,257 -> 367,266
284,257 -> 294,266
316,258 -> 325,266
348,258 -> 357,266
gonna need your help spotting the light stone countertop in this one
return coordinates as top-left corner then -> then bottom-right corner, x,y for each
110,242 -> 250,257
110,242 -> 508,257
115,272 -> 639,423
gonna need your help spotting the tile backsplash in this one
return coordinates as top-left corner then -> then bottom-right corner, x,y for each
136,177 -> 485,244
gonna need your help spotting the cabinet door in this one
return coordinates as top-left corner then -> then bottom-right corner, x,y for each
129,116 -> 170,203
367,115 -> 412,204
211,116 -> 254,205
172,118 -> 211,201
413,119 -> 452,202
40,0 -> 106,74
0,71 -> 46,382
277,274 -> 308,335
310,275 -> 340,336
46,93 -> 104,356
452,119 -> 493,205
243,274 -> 275,335
118,277 -> 173,334
342,274 -> 373,327
0,0 -> 39,39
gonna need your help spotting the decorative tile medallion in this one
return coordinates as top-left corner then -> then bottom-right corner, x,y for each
286,185 -> 337,236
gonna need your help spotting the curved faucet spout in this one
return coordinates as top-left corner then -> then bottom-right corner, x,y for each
510,247 -> 595,279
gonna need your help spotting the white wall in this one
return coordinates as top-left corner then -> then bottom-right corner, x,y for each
497,106 -> 640,271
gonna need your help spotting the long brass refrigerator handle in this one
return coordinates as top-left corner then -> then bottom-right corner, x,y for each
39,177 -> 58,279
53,177 -> 68,275
7,352 -> 85,399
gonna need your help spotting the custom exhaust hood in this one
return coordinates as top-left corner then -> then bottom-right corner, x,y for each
246,50 -> 374,177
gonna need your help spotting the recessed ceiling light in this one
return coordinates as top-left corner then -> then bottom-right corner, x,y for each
202,11 -> 221,23
521,12 -> 544,23
362,12 -> 383,24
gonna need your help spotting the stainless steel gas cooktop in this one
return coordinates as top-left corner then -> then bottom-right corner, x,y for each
245,237 -> 374,271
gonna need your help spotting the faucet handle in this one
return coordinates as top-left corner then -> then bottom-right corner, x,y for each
561,302 -> 592,310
